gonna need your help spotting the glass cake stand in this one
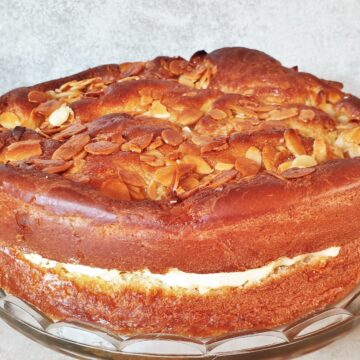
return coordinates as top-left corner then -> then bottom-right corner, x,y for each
0,286 -> 359,360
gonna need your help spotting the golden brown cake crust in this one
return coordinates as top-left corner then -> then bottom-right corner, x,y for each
0,47 -> 359,274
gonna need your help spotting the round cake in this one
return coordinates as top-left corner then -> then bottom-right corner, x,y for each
0,47 -> 360,337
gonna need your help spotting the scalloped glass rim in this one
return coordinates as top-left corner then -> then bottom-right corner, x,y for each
0,285 -> 359,359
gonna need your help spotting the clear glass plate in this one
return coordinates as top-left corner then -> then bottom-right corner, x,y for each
0,285 -> 359,360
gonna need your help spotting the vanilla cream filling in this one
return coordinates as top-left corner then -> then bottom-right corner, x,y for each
23,247 -> 340,294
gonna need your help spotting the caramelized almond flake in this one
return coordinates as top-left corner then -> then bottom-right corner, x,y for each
161,129 -> 184,146
43,160 -> 74,174
48,104 -> 73,127
0,112 -> 21,129
5,140 -> 42,161
52,134 -> 90,161
281,167 -> 316,179
154,165 -> 177,187
235,157 -> 260,177
210,169 -> 238,187
101,179 -> 131,201
291,155 -> 317,168
118,168 -> 146,187
214,162 -> 234,171
267,108 -> 299,121
245,146 -> 262,166
181,155 -> 212,174
52,123 -> 87,140
28,90 -> 50,103
299,109 -> 316,122
84,141 -> 120,155
208,108 -> 227,120
284,129 -> 306,156
122,133 -> 153,153
178,109 -> 203,126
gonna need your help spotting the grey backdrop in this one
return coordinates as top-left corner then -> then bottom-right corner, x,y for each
0,0 -> 359,95
0,0 -> 360,359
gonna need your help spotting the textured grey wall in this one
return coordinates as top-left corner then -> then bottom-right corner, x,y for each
0,0 -> 359,96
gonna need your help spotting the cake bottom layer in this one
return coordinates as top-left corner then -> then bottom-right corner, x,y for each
0,240 -> 360,338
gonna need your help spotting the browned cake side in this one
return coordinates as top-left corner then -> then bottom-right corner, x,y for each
0,47 -> 359,336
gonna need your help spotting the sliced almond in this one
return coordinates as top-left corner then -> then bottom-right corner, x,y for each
281,167 -> 316,179
118,168 -> 146,187
52,134 -> 90,161
245,146 -> 262,166
177,109 -> 203,126
215,162 -> 234,171
149,100 -> 170,119
0,112 -> 21,129
313,138 -> 327,162
284,129 -> 306,156
181,155 -> 212,174
84,141 -> 120,155
210,169 -> 238,187
299,109 -> 316,122
161,128 -> 184,146
101,178 -> 131,201
208,108 -> 227,120
140,154 -> 164,167
291,155 -> 317,168
262,145 -> 278,171
154,165 -> 177,186
28,90 -> 50,103
52,123 -> 87,140
169,59 -> 186,75
235,157 -> 260,177
122,133 -> 153,153
5,139 -> 42,161
43,160 -> 74,174
48,104 -> 73,127
180,176 -> 200,191
278,160 -> 293,173
267,108 -> 298,121
147,136 -> 163,150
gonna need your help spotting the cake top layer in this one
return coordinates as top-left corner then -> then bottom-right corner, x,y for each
0,47 -> 359,202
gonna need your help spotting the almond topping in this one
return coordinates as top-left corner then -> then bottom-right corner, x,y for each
84,141 -> 120,155
281,167 -> 316,179
118,168 -> 146,187
0,112 -> 21,129
52,123 -> 87,140
149,100 -> 170,119
52,134 -> 90,161
43,160 -> 74,174
122,133 -> 153,153
140,154 -> 164,167
180,176 -> 200,191
178,109 -> 203,126
161,128 -> 184,146
214,162 -> 234,171
154,165 -> 177,186
262,145 -> 278,171
27,90 -> 50,103
312,138 -> 327,162
235,157 -> 260,177
267,108 -> 299,121
245,146 -> 262,166
278,160 -> 293,173
208,108 -> 227,120
101,179 -> 131,201
181,155 -> 212,174
284,129 -> 306,156
5,140 -> 42,161
299,109 -> 316,122
291,155 -> 317,168
210,169 -> 238,187
48,104 -> 73,127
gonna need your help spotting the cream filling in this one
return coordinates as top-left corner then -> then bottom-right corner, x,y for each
23,246 -> 340,294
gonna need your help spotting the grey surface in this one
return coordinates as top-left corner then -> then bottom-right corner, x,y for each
0,0 -> 359,359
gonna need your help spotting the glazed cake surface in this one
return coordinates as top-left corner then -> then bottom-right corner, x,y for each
0,47 -> 360,336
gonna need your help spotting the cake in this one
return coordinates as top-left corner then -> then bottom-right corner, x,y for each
0,47 -> 359,337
